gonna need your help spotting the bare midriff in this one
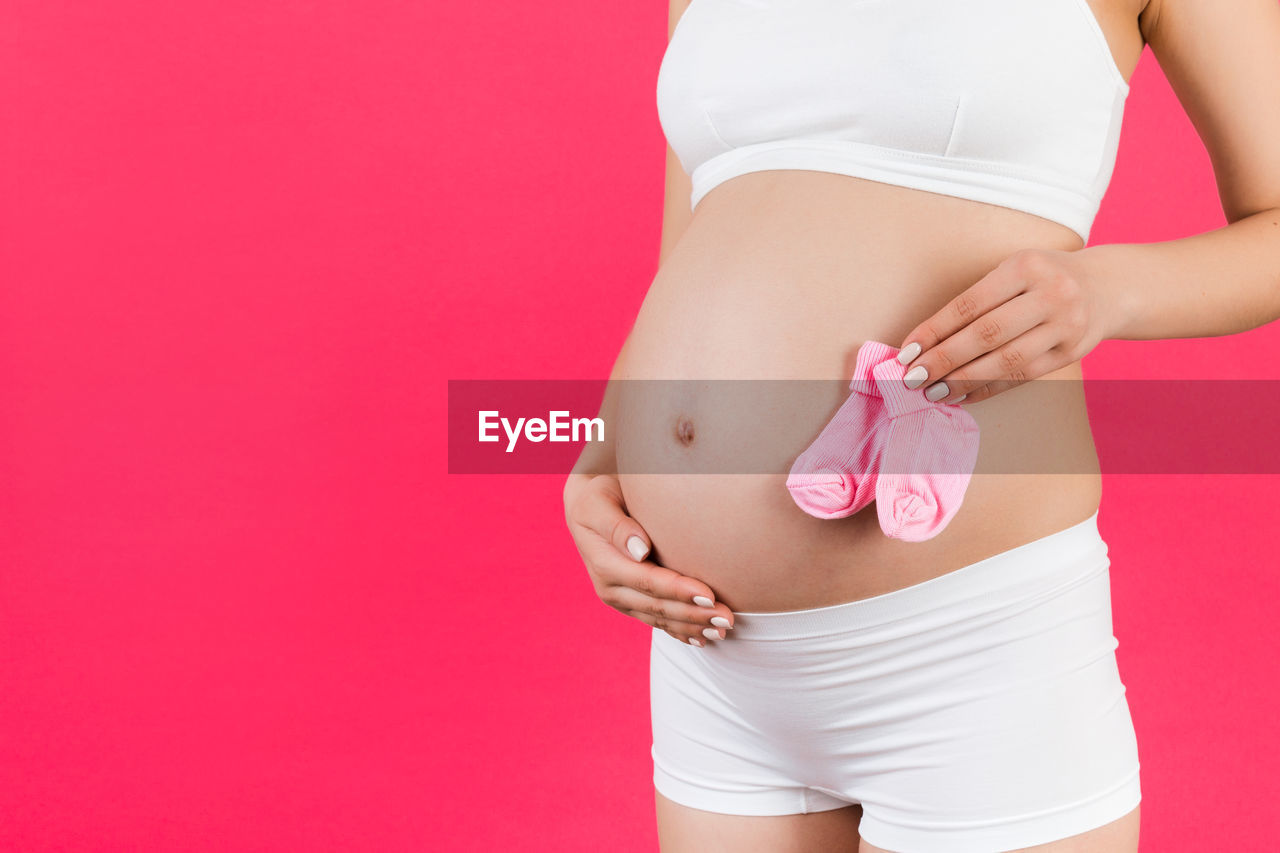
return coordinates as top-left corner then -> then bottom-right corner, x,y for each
614,170 -> 1103,613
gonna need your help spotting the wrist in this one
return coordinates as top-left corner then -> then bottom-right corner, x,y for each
1078,242 -> 1139,342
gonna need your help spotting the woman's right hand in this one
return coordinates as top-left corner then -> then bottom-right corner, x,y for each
563,472 -> 736,646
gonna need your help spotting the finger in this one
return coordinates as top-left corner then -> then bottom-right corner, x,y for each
970,352 -> 1065,401
581,534 -> 730,616
606,583 -> 735,631
571,477 -> 725,609
896,257 -> 1029,363
571,476 -> 677,569
568,476 -> 640,547
943,329 -> 1069,403
907,294 -> 1049,399
626,610 -> 728,645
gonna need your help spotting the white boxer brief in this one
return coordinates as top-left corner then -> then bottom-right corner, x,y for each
650,510 -> 1141,852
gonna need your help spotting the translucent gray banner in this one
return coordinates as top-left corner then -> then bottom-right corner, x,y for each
447,379 -> 1280,475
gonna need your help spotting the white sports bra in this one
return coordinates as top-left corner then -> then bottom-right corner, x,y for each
655,0 -> 1130,244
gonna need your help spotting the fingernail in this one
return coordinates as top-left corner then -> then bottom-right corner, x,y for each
689,637 -> 705,647
897,342 -> 922,364
710,616 -> 732,629
925,382 -> 950,402
952,393 -> 968,404
903,365 -> 928,389
692,595 -> 714,608
702,627 -> 722,641
626,536 -> 649,562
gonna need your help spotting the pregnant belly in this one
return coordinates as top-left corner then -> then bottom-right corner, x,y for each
613,171 -> 1103,612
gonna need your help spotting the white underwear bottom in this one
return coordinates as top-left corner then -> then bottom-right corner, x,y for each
650,510 -> 1141,852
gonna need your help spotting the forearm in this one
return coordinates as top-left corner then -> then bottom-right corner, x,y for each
1084,207 -> 1280,341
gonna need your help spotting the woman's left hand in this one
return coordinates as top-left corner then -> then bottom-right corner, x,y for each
894,247 -> 1121,405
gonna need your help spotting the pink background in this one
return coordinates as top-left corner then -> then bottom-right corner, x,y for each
3,2 -> 1278,850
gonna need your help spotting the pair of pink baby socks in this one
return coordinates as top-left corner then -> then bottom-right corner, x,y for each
786,340 -> 980,541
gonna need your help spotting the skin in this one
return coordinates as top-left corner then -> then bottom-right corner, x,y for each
563,0 -> 1280,848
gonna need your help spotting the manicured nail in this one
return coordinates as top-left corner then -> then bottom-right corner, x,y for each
692,595 -> 714,608
925,382 -> 950,402
689,637 -> 705,647
710,616 -> 732,629
702,627 -> 722,641
904,365 -> 928,389
897,342 -> 922,364
626,536 -> 649,562
952,394 -> 968,404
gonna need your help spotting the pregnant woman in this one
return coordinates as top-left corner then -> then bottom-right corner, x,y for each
564,0 -> 1280,850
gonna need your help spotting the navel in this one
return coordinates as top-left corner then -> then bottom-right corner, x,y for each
674,415 -> 696,447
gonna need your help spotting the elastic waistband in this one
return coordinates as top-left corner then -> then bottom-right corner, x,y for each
729,510 -> 1108,640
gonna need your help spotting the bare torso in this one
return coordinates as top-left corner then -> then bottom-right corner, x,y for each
612,0 -> 1144,613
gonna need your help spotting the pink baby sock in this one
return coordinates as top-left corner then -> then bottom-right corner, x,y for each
870,354 -> 981,541
786,340 -> 899,519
